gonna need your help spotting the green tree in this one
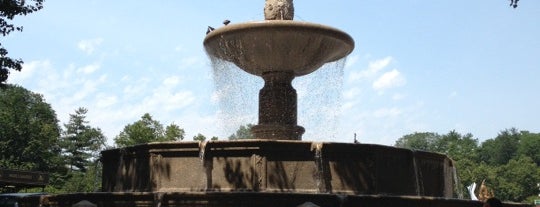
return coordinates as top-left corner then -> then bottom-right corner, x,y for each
58,161 -> 102,193
479,128 -> 520,165
0,84 -> 65,189
60,107 -> 106,172
228,124 -> 254,140
517,131 -> 540,166
0,84 -> 62,170
435,130 -> 479,162
193,133 -> 219,141
394,132 -> 440,151
193,133 -> 206,142
454,158 -> 480,199
0,0 -> 44,83
114,113 -> 184,147
494,156 -> 540,202
165,123 -> 185,141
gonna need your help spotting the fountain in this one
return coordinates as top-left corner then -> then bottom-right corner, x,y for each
33,1 -> 531,207
204,8 -> 353,140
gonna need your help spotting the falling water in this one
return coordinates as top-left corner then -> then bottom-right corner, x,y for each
210,56 -> 347,140
412,153 -> 422,195
199,141 -> 208,162
311,142 -> 325,192
210,57 -> 261,138
452,165 -> 463,199
295,58 -> 346,141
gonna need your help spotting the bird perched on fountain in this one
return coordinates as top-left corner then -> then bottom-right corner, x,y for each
223,19 -> 231,26
509,0 -> 519,8
206,26 -> 215,35
264,0 -> 294,20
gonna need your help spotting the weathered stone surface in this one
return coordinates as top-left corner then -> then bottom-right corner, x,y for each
100,141 -> 456,197
204,21 -> 354,77
264,0 -> 294,20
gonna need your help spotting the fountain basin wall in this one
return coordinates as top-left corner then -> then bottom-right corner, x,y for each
101,140 -> 455,197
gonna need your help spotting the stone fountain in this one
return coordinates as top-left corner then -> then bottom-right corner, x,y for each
34,1 -> 530,207
204,2 -> 353,140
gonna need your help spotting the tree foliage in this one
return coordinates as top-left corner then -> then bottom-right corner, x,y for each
228,124 -> 254,140
0,84 -> 67,191
517,131 -> 540,165
0,84 -> 63,170
193,133 -> 206,142
58,162 -> 102,193
0,0 -> 44,83
436,130 -> 479,162
494,156 -> 539,202
395,132 -> 439,151
192,133 -> 218,141
113,113 -> 185,147
165,123 -> 185,141
59,107 -> 106,172
478,128 -> 520,165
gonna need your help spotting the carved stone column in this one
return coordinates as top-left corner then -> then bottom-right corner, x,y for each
251,71 -> 305,140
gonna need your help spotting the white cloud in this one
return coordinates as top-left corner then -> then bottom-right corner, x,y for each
161,91 -> 196,111
372,69 -> 406,91
122,77 -> 151,97
369,56 -> 392,71
163,76 -> 181,87
178,56 -> 204,70
77,38 -> 104,55
349,56 -> 392,81
61,74 -> 108,105
343,87 -> 362,100
10,60 -> 51,83
77,63 -> 101,74
448,91 -> 458,98
340,101 -> 357,112
392,93 -> 406,100
133,76 -> 196,112
174,45 -> 184,52
96,93 -> 118,108
373,107 -> 402,118
345,54 -> 359,69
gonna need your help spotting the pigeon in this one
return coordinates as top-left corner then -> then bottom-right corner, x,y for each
223,19 -> 231,26
510,0 -> 519,8
206,26 -> 215,35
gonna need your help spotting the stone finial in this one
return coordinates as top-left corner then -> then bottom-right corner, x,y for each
264,0 -> 294,20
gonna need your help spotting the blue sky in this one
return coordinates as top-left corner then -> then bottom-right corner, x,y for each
4,0 -> 540,146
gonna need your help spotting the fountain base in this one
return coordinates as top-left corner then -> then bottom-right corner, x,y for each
32,140 -> 531,207
251,124 -> 305,140
97,140 -> 454,195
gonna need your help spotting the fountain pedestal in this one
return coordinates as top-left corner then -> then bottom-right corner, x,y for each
253,71 -> 305,140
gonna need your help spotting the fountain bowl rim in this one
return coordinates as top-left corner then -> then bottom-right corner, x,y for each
203,20 -> 355,43
203,20 -> 355,77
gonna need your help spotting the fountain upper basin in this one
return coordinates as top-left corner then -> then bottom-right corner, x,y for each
204,20 -> 354,76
